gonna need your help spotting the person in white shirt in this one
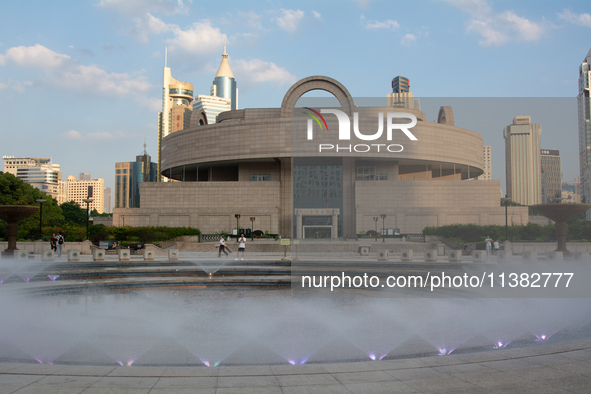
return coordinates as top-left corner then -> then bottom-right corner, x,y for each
493,240 -> 500,253
236,234 -> 246,260
485,235 -> 493,257
218,235 -> 228,257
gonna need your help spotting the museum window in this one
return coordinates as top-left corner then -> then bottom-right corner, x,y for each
250,174 -> 271,181
356,166 -> 386,180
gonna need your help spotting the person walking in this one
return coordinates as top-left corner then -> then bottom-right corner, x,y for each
56,232 -> 64,257
485,235 -> 493,257
218,235 -> 229,257
236,234 -> 246,260
50,233 -> 57,252
493,240 -> 500,254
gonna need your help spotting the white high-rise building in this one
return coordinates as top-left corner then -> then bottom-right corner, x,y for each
504,116 -> 542,206
477,145 -> 492,181
193,95 -> 231,125
578,48 -> 591,217
65,175 -> 105,214
157,48 -> 193,182
2,156 -> 61,199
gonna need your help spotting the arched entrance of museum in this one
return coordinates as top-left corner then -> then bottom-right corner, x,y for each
282,76 -> 355,240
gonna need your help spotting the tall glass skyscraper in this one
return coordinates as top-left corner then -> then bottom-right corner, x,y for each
211,43 -> 238,110
578,48 -> 591,216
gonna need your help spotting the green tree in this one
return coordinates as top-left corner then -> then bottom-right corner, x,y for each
60,201 -> 87,226
0,172 -> 65,240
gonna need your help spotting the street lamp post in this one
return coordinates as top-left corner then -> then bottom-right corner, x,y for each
501,196 -> 511,241
373,217 -> 378,241
250,217 -> 255,241
235,214 -> 241,237
380,214 -> 386,243
82,198 -> 93,240
35,199 -> 46,241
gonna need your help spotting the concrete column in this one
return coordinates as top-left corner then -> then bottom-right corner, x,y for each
296,212 -> 302,239
279,158 -> 292,238
332,212 -> 338,239
342,158 -> 355,238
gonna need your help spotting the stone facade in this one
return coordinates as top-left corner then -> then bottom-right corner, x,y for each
115,76 -> 529,237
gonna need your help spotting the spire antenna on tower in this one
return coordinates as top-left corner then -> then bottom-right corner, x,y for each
224,38 -> 226,54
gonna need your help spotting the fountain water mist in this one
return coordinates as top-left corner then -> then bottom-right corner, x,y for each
0,288 -> 589,367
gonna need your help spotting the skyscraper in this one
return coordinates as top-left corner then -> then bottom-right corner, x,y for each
65,174 -> 105,213
387,75 -> 420,110
504,115 -> 542,205
115,145 -> 157,208
477,145 -> 492,181
157,48 -> 193,182
540,149 -> 561,204
211,42 -> 238,110
192,95 -> 231,125
578,48 -> 591,215
2,156 -> 61,199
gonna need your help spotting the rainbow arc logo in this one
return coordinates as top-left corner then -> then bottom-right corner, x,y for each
303,107 -> 328,131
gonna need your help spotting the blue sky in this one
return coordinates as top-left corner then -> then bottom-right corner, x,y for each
1,0 -> 590,205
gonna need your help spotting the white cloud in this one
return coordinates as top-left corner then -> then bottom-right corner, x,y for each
558,9 -> 591,28
449,0 -> 546,46
62,130 -> 84,140
400,33 -> 417,45
238,11 -> 263,29
276,9 -> 304,33
0,80 -> 27,92
0,44 -> 153,107
312,11 -> 322,20
129,12 -> 171,43
88,132 -> 116,140
97,0 -> 191,16
366,19 -> 399,30
166,20 -> 226,54
233,59 -> 296,87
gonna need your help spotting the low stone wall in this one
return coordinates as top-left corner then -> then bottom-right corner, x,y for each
0,240 -> 94,255
176,240 -> 439,254
509,242 -> 591,254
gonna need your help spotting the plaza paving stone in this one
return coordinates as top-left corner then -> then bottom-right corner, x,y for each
0,337 -> 588,393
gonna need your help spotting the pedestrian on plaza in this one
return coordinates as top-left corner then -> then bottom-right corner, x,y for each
218,235 -> 229,257
50,233 -> 57,252
485,235 -> 493,257
56,232 -> 65,257
493,240 -> 500,254
236,234 -> 246,260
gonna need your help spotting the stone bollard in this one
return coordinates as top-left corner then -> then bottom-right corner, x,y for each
448,250 -> 462,262
67,249 -> 81,262
471,250 -> 487,262
168,249 -> 179,261
42,250 -> 55,261
424,250 -> 438,262
401,249 -> 413,262
14,250 -> 28,260
119,249 -> 130,261
377,250 -> 389,262
93,249 -> 106,261
144,249 -> 155,261
358,245 -> 371,256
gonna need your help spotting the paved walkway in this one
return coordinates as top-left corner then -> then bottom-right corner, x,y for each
0,337 -> 589,393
